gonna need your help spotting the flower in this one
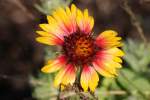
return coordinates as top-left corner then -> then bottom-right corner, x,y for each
36,4 -> 124,92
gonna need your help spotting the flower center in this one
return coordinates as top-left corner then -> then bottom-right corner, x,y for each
75,37 -> 93,58
63,33 -> 96,65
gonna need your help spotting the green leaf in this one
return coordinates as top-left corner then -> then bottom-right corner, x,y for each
35,0 -> 72,15
30,73 -> 58,100
123,40 -> 150,72
117,69 -> 150,99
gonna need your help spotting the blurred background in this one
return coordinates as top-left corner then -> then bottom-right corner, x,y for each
0,0 -> 150,100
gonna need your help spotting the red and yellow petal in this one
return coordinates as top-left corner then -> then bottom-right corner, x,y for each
95,30 -> 123,49
96,48 -> 124,67
96,47 -> 124,63
41,55 -> 66,73
76,9 -> 94,34
36,31 -> 64,45
52,8 -> 71,34
51,4 -> 77,35
65,4 -> 77,33
54,64 -> 76,87
80,65 -> 99,92
36,36 -> 63,46
61,64 -> 76,85
93,60 -> 115,77
93,47 -> 124,77
104,47 -> 125,57
39,24 -> 65,40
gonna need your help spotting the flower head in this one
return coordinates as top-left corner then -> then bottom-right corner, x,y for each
36,4 -> 124,92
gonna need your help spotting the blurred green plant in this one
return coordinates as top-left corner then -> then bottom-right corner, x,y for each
123,40 -> 150,73
35,0 -> 72,15
30,73 -> 58,100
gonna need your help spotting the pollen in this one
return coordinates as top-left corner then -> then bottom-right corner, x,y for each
75,37 -> 93,58
63,33 -> 96,64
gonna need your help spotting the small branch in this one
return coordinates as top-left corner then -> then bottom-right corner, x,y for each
6,0 -> 34,19
0,74 -> 27,81
121,0 -> 147,44
95,90 -> 127,96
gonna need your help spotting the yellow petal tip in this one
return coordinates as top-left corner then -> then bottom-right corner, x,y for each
41,66 -> 49,73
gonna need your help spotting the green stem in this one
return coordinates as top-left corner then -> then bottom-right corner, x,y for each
75,66 -> 82,85
57,85 -> 61,100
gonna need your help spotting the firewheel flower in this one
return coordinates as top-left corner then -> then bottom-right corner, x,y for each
36,4 -> 124,92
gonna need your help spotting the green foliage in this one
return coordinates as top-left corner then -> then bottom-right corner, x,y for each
35,0 -> 72,15
123,40 -> 150,72
30,46 -> 59,100
44,46 -> 60,60
30,73 -> 58,100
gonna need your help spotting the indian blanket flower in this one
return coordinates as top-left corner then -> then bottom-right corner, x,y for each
36,4 -> 124,92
